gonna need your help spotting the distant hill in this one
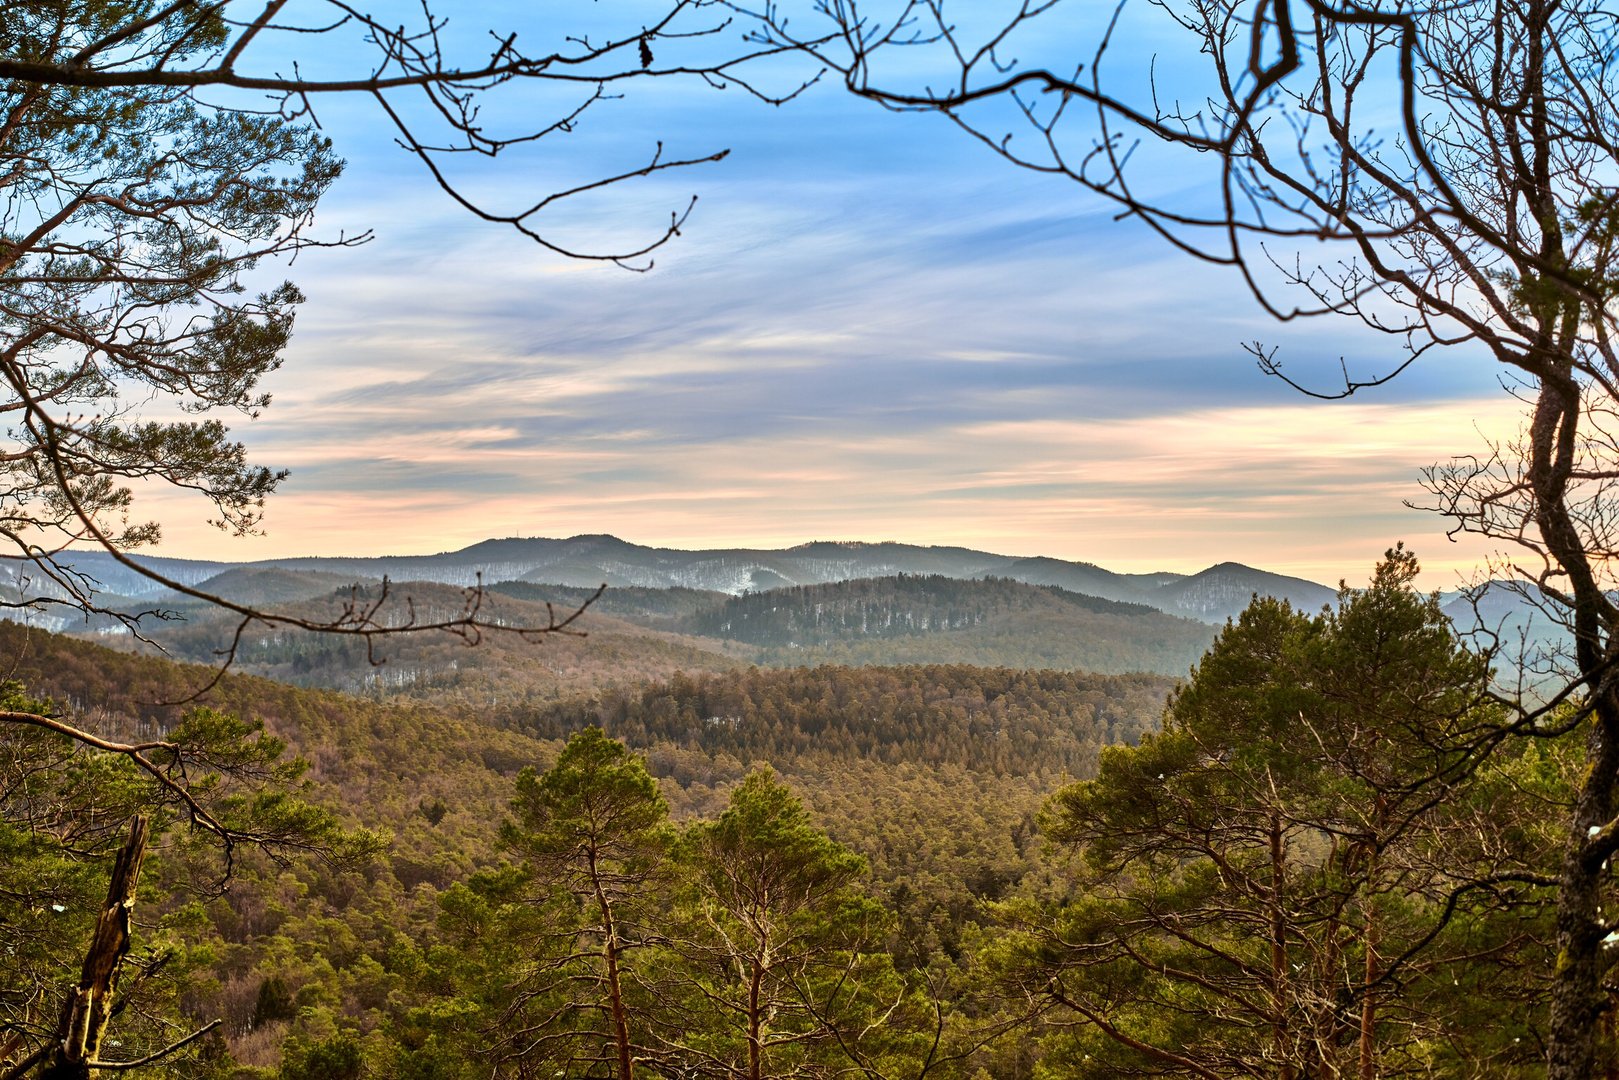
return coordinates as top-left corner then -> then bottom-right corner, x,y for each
484,576 -> 1214,675
486,581 -> 727,626
120,574 -> 1210,686
684,575 -> 1163,641
672,575 -> 1213,674
121,580 -> 743,705
184,566 -> 381,607
1154,563 -> 1338,619
8,534 -> 1336,624
1439,581 -> 1576,675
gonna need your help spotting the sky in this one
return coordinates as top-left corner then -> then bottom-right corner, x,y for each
138,0 -> 1517,587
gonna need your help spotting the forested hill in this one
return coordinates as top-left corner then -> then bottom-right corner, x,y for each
2,621 -> 1175,1068
115,580 -> 744,704
493,574 -> 1215,675
689,574 -> 1159,640
498,664 -> 1173,782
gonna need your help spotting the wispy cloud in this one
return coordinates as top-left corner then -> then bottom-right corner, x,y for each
137,62 -> 1517,588
145,389 -> 1518,586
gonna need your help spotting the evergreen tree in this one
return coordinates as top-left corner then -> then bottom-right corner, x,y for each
993,549 -> 1557,1077
497,728 -> 672,1080
667,768 -> 885,1080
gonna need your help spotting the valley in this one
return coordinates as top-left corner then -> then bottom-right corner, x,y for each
0,618 -> 1173,1072
3,538 -> 1556,1079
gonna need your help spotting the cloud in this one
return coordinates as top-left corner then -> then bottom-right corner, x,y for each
128,37 -> 1518,588
139,391 -> 1519,586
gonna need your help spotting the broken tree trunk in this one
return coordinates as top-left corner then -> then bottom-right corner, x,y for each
40,815 -> 150,1080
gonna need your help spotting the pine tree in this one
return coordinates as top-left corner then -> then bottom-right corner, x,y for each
668,769 -> 884,1080
498,728 -> 672,1080
995,549 -> 1556,1077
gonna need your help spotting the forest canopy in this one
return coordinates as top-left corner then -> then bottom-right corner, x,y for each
0,550 -> 1588,1077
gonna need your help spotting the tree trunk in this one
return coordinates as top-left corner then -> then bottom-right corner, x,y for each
748,958 -> 764,1080
1268,817 -> 1293,1080
1605,997 -> 1619,1080
1359,823 -> 1385,1080
1360,897 -> 1378,1080
1530,372 -> 1619,1080
1547,704 -> 1618,1080
42,815 -> 150,1080
1318,837 -> 1346,1078
589,848 -> 635,1080
603,938 -> 634,1080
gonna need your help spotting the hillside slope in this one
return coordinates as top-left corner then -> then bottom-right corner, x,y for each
2,622 -> 1176,1065
123,580 -> 744,705
108,574 -> 1213,695
658,575 -> 1215,674
11,620 -> 1173,932
1156,562 -> 1338,619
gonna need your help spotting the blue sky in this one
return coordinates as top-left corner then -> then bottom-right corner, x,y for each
142,0 -> 1515,585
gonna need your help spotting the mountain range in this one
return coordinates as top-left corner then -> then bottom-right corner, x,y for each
3,534 -> 1341,625
7,534 -> 1568,697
